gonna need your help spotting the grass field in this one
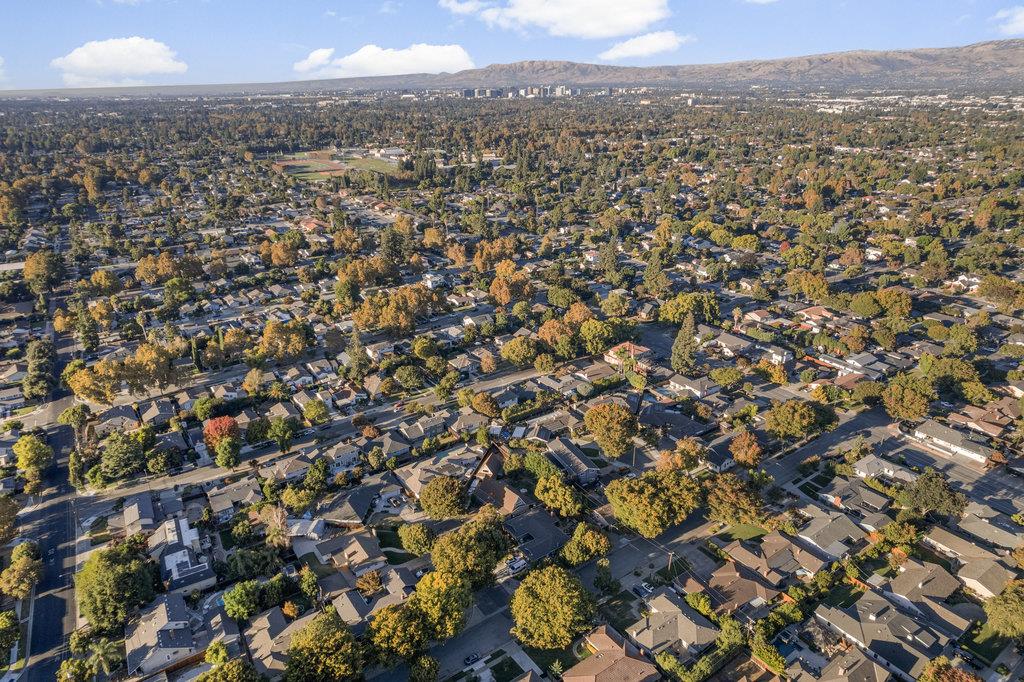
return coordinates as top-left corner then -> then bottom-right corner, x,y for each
490,656 -> 525,682
962,622 -> 1011,665
823,582 -> 863,608
601,590 -> 638,632
274,151 -> 400,181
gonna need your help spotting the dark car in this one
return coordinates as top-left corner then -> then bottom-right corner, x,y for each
464,654 -> 480,666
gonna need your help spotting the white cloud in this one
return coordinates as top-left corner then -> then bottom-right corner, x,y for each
379,1 -> 401,14
50,37 -> 187,87
440,0 -> 670,39
293,43 -> 475,79
993,6 -> 1024,35
293,48 -> 336,74
599,31 -> 692,60
744,0 -> 780,4
0,57 -> 5,81
439,0 -> 489,14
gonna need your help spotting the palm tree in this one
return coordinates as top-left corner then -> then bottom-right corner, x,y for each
86,637 -> 122,678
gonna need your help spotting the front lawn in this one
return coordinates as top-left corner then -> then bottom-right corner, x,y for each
490,656 -> 525,682
600,590 -> 638,632
962,623 -> 1011,665
525,646 -> 578,675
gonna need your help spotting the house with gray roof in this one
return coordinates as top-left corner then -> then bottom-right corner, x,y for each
125,593 -> 201,677
814,592 -> 948,681
626,588 -> 718,660
547,437 -> 599,485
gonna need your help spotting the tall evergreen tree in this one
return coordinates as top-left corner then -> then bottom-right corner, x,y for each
670,313 -> 698,373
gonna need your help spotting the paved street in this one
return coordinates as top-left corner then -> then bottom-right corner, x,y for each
22,424 -> 76,682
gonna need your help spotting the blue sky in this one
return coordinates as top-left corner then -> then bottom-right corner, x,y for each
2,0 -> 1023,89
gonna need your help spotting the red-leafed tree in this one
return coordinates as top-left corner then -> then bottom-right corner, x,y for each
204,415 -> 239,450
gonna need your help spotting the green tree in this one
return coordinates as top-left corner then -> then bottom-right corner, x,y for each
368,604 -> 429,664
0,496 -> 20,546
670,313 -> 699,373
397,523 -> 435,555
409,655 -> 440,682
510,566 -> 594,649
763,399 -> 818,439
298,565 -> 320,603
0,547 -> 43,599
431,506 -> 511,588
605,470 -> 701,538
57,658 -> 94,682
705,473 -> 764,526
213,435 -> 241,469
285,610 -> 362,682
500,337 -> 539,368
14,434 -> 53,489
198,659 -> 264,682
0,610 -> 19,652
898,468 -> 967,518
408,570 -> 473,640
268,417 -> 297,453
303,399 -> 330,425
583,403 -> 638,458
75,539 -> 155,632
223,580 -> 262,621
984,580 -> 1024,639
882,372 -> 936,422
535,475 -> 583,517
86,637 -> 124,676
419,476 -> 467,519
205,640 -> 230,666
560,523 -> 611,566
579,319 -> 614,355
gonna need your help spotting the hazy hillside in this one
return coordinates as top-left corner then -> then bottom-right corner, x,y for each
4,40 -> 1024,98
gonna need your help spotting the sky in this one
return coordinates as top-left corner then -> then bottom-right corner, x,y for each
1,0 -> 1024,90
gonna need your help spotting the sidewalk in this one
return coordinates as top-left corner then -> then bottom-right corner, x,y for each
0,591 -> 33,682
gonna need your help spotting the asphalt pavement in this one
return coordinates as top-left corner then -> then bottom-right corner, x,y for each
23,424 -> 76,682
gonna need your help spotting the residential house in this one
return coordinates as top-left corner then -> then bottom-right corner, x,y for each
562,626 -> 660,682
123,492 -> 157,536
393,446 -> 480,499
957,558 -> 1015,600
912,419 -> 996,465
683,563 -> 780,616
883,559 -> 973,637
626,588 -> 719,660
603,342 -> 654,372
547,437 -> 600,485
311,530 -> 386,575
814,592 -> 948,681
139,398 -> 176,427
797,507 -> 866,560
922,526 -> 1000,567
852,454 -> 917,485
147,517 -> 216,596
207,477 -> 264,524
95,405 -> 140,438
125,594 -> 202,677
667,374 -> 720,400
505,508 -> 569,562
245,608 -> 318,680
723,531 -> 828,586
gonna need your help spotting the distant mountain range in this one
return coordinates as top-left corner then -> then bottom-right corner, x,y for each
5,40 -> 1024,98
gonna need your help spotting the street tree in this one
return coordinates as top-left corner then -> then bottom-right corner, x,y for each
584,403 -> 638,458
510,566 -> 594,649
